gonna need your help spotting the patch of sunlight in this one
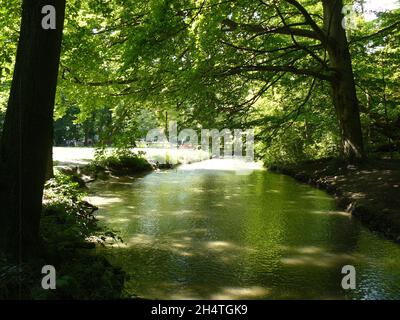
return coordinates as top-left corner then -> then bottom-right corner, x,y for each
115,210 -> 138,215
206,241 -> 232,249
212,203 -> 224,207
190,188 -> 205,193
360,170 -> 373,175
127,234 -> 155,247
122,234 -> 195,256
310,210 -> 350,217
163,210 -> 204,220
171,243 -> 189,249
106,218 -> 130,224
53,147 -> 95,165
108,181 -> 135,185
107,242 -> 128,248
162,244 -> 195,257
178,159 -> 264,172
160,239 -> 195,257
168,289 -> 202,300
85,195 -> 122,206
171,228 -> 206,236
281,252 -> 357,268
293,246 -> 324,255
210,286 -> 270,300
169,248 -> 193,257
169,209 -> 194,216
135,147 -> 209,164
205,241 -> 255,253
347,192 -> 366,199
302,195 -> 330,200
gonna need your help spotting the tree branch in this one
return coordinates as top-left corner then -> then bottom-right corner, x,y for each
350,21 -> 400,44
61,66 -> 138,87
221,18 -> 322,41
219,64 -> 333,82
284,0 -> 327,42
274,4 -> 328,68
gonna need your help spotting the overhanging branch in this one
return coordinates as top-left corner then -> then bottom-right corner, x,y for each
285,0 -> 327,42
221,18 -> 322,41
219,64 -> 334,82
350,21 -> 400,44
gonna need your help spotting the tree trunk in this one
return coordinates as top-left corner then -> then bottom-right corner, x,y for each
0,0 -> 66,259
323,0 -> 365,162
45,145 -> 54,181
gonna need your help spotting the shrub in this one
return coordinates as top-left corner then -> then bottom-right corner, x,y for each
42,172 -> 98,251
89,148 -> 153,175
0,172 -> 125,300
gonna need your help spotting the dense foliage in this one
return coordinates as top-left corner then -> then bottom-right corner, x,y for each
0,172 -> 125,299
88,148 -> 153,175
0,0 -> 399,162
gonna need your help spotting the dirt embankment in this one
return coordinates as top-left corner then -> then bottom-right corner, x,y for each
270,159 -> 400,242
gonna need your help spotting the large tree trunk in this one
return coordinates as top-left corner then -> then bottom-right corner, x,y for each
0,0 -> 66,259
323,0 -> 365,162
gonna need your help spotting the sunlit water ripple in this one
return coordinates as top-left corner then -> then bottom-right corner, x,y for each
87,159 -> 400,300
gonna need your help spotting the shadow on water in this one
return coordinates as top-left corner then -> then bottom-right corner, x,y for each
87,160 -> 400,300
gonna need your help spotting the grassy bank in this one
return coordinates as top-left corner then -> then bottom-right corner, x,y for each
269,158 -> 400,243
0,173 -> 125,299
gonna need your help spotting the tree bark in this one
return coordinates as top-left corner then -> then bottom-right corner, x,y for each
0,0 -> 66,259
45,145 -> 54,181
323,0 -> 365,161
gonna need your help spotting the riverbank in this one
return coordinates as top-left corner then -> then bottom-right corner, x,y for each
269,158 -> 400,242
0,173 -> 125,299
53,147 -> 211,182
53,147 -> 210,168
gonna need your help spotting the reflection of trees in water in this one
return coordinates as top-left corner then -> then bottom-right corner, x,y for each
92,167 -> 400,299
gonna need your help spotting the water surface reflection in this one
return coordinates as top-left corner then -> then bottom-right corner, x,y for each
88,160 -> 400,299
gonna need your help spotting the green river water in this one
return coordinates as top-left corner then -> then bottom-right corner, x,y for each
88,159 -> 400,299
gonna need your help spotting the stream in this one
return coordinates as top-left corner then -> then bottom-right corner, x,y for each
87,159 -> 400,299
